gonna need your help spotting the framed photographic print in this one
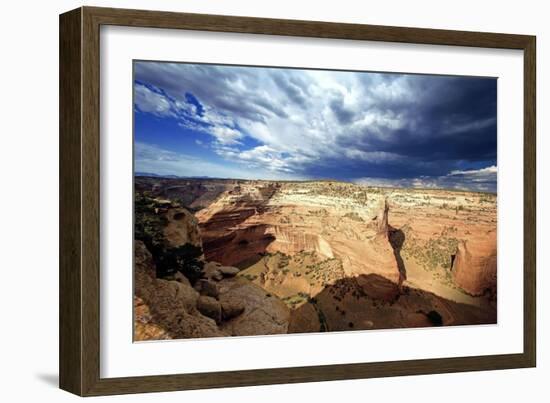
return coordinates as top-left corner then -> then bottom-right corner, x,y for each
59,6 -> 536,396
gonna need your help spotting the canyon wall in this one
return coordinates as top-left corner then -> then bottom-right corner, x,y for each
452,231 -> 497,296
195,181 -> 402,297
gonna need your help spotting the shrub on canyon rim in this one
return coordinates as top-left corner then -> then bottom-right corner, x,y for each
134,193 -> 166,249
156,243 -> 205,283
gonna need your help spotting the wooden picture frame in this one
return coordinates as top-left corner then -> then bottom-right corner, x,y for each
59,6 -> 536,396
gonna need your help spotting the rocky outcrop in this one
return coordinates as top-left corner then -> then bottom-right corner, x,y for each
194,279 -> 220,298
202,261 -> 241,279
374,198 -> 390,236
134,240 -> 225,340
134,200 -> 290,340
163,207 -> 203,249
218,278 -> 290,336
219,266 -> 240,277
288,301 -> 321,333
220,297 -> 245,320
133,296 -> 171,340
452,231 -> 497,296
196,296 -> 222,323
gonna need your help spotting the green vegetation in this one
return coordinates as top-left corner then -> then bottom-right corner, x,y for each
277,254 -> 290,269
401,225 -> 459,272
304,257 -> 345,285
308,209 -> 329,217
282,292 -> 310,308
134,193 -> 167,250
156,243 -> 204,282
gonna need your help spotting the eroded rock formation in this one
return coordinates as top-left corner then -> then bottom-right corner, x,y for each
134,240 -> 224,339
374,197 -> 390,236
133,201 -> 290,341
163,207 -> 203,248
196,182 -> 401,294
452,231 -> 497,296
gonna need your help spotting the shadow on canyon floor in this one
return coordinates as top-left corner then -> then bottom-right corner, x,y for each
288,273 -> 497,334
389,226 -> 407,282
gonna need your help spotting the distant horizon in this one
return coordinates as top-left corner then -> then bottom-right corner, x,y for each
134,61 -> 497,193
134,171 -> 497,194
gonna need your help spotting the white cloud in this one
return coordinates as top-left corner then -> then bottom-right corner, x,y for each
210,126 -> 243,145
134,84 -> 173,117
237,145 -> 294,172
355,165 -> 497,192
344,149 -> 403,163
448,165 -> 497,176
134,63 -> 418,173
213,144 -> 298,173
135,142 -> 304,180
135,142 -> 181,162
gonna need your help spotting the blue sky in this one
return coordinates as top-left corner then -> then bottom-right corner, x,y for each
134,61 -> 497,192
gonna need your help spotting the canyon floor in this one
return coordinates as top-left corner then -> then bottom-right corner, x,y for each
134,177 -> 497,340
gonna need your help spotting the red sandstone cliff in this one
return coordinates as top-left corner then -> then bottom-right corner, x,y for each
452,231 -> 497,296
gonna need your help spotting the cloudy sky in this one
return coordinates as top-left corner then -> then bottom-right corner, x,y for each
133,61 -> 497,192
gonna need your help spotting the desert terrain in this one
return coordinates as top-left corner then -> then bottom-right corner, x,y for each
134,176 -> 497,340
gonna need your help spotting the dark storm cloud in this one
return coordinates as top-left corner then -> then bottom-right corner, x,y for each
340,76 -> 497,165
330,94 -> 356,124
271,72 -> 310,106
133,61 -> 497,191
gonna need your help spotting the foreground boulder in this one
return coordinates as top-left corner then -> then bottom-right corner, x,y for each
219,266 -> 240,277
218,278 -> 290,336
134,241 -> 225,340
220,296 -> 245,320
194,279 -> 220,298
134,239 -> 290,340
196,296 -> 222,323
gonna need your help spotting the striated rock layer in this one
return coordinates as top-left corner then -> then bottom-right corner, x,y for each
196,181 -> 401,294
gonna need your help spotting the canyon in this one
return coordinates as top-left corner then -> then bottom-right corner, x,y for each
134,176 -> 497,340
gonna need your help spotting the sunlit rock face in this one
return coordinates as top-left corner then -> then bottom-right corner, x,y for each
452,231 -> 497,296
195,181 -> 401,290
163,207 -> 203,249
